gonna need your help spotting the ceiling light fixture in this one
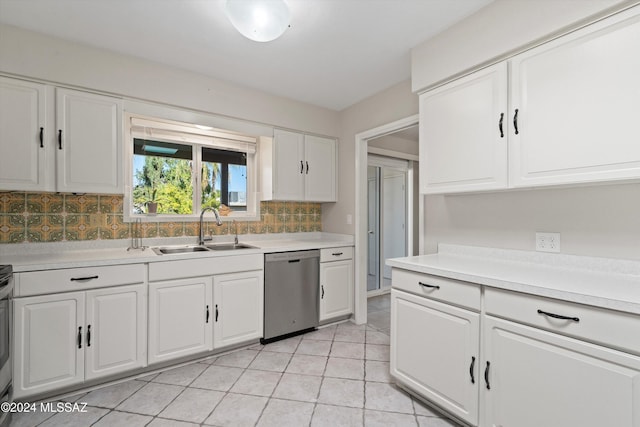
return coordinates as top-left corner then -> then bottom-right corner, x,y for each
225,0 -> 291,42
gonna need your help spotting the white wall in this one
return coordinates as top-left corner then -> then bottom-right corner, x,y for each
425,183 -> 640,260
412,0 -> 636,92
323,80 -> 418,234
0,24 -> 339,137
368,134 -> 418,157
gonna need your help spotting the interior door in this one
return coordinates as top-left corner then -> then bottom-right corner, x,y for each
383,170 -> 407,281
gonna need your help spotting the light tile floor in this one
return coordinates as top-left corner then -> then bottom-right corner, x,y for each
10,296 -> 462,427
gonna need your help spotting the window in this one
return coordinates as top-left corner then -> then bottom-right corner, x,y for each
126,115 -> 258,221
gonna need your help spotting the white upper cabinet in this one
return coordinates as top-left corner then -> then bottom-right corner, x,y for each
509,8 -> 640,188
420,63 -> 508,194
304,134 -> 336,201
0,78 -> 122,194
0,77 -> 49,191
419,6 -> 640,194
56,88 -> 122,194
261,129 -> 337,202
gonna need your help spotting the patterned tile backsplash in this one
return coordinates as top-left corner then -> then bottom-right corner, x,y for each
0,192 -> 322,244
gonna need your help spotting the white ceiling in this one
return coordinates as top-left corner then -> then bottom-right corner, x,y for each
0,0 -> 492,111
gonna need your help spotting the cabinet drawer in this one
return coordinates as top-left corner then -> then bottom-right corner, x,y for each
16,264 -> 145,297
485,288 -> 640,356
320,247 -> 353,262
391,269 -> 480,311
149,254 -> 263,281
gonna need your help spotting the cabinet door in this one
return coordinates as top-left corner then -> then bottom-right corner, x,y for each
85,284 -> 146,381
304,135 -> 336,201
319,259 -> 353,321
56,88 -> 122,194
391,290 -> 479,425
0,77 -> 48,191
213,271 -> 263,348
13,292 -> 85,399
419,62 -> 508,194
483,316 -> 640,427
509,8 -> 640,188
272,129 -> 305,200
148,277 -> 212,364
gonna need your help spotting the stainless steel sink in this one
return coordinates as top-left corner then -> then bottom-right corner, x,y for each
152,246 -> 210,255
205,243 -> 254,251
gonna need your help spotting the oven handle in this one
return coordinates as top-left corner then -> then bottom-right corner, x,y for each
0,280 -> 13,301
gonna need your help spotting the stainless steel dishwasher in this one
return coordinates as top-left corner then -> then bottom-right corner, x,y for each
263,250 -> 319,343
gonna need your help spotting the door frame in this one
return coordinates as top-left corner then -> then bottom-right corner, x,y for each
354,114 -> 420,324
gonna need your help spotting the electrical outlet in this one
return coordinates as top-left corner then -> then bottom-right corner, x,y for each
536,232 -> 561,253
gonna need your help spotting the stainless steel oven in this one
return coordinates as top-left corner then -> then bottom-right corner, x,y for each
0,265 -> 12,427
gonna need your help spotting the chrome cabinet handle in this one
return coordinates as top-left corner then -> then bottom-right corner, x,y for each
537,309 -> 579,323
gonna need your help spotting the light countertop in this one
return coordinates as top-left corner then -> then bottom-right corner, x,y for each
1,232 -> 354,272
387,244 -> 640,315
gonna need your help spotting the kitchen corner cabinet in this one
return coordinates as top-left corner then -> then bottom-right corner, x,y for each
213,271 -> 263,349
390,275 -> 480,426
261,129 -> 336,202
148,277 -> 213,365
0,77 -> 49,191
0,76 -> 122,194
419,6 -> 640,194
419,63 -> 508,194
13,284 -> 146,399
319,247 -> 354,322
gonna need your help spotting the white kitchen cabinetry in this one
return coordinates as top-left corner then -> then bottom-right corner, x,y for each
419,6 -> 640,194
13,283 -> 146,399
509,8 -> 640,188
0,76 -> 122,194
483,315 -> 640,427
261,129 -> 336,202
56,88 -> 122,194
0,77 -> 49,191
319,247 -> 354,322
390,264 -> 640,427
419,63 -> 508,194
213,271 -> 263,349
390,272 -> 480,426
148,277 -> 213,365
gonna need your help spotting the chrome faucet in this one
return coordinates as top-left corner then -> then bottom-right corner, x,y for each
232,220 -> 239,245
199,207 -> 223,245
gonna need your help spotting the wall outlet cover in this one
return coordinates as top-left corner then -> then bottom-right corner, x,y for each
536,232 -> 561,253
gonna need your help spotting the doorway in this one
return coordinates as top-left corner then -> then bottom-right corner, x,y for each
367,156 -> 409,295
353,114 -> 420,325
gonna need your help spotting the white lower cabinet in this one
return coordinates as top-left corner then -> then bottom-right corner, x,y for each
319,247 -> 354,322
148,277 -> 213,365
483,316 -> 640,427
13,284 -> 146,399
391,289 -> 480,426
213,271 -> 263,349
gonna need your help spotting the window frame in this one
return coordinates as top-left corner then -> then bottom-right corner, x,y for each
124,113 -> 259,222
